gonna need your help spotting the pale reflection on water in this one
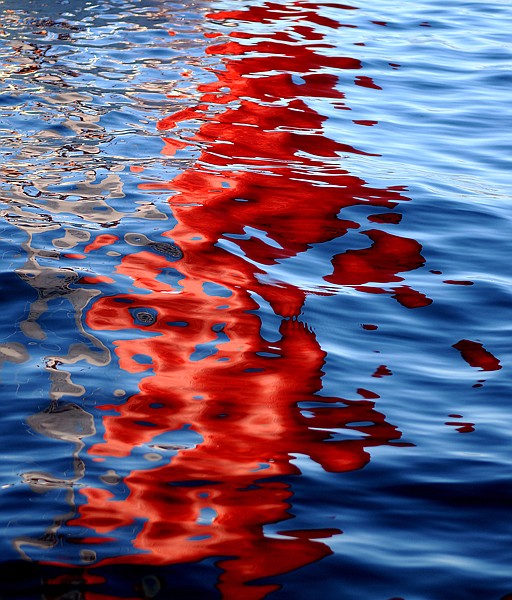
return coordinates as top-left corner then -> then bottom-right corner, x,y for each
0,0 -> 211,567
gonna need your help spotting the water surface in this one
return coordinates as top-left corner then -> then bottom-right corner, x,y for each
0,0 -> 511,598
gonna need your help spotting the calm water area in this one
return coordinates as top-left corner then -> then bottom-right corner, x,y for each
0,0 -> 511,598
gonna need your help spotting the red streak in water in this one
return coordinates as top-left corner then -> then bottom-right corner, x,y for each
277,528 -> 342,539
443,280 -> 474,286
353,119 -> 379,126
78,276 -> 115,285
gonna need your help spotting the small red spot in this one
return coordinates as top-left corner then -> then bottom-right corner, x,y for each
362,324 -> 378,330
277,528 -> 342,539
389,62 -> 400,70
64,253 -> 85,259
228,31 -> 252,39
205,32 -> 223,38
372,21 -> 387,26
368,213 -> 402,224
353,120 -> 378,127
167,30 -> 176,36
130,165 -> 144,173
443,280 -> 474,286
357,388 -> 380,399
372,365 -> 392,378
430,270 -> 442,274
78,276 -> 115,285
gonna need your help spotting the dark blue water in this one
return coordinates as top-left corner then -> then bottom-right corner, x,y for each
1,0 -> 511,598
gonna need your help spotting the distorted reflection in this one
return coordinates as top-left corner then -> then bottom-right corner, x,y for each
0,0 -> 508,598
0,0 -> 192,568
30,1 -> 432,597
452,339 -> 502,372
14,403 -> 95,561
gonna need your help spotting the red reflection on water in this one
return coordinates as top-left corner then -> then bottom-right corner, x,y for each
84,234 -> 119,254
443,280 -> 474,286
325,230 -> 431,308
58,0 -> 430,595
355,75 -> 382,90
326,229 -> 425,286
453,339 -> 502,372
372,365 -> 392,378
445,419 -> 476,433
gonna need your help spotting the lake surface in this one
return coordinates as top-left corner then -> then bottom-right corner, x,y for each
0,0 -> 511,598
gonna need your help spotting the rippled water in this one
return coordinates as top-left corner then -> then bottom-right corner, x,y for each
1,0 -> 511,598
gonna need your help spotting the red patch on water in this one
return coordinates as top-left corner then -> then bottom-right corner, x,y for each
355,75 -> 382,90
453,339 -> 502,371
84,234 -> 119,253
353,119 -> 378,126
372,365 -> 392,378
392,285 -> 433,309
277,528 -> 342,539
325,231 -> 432,308
443,280 -> 474,286
78,276 -> 115,285
160,137 -> 191,156
368,212 -> 402,224
64,253 -> 86,259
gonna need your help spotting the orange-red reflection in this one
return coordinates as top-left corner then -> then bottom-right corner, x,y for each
58,1 -> 430,597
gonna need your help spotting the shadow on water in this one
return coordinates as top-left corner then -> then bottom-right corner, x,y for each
0,0 -> 509,599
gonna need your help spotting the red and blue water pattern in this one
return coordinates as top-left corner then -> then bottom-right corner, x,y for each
0,0 -> 511,598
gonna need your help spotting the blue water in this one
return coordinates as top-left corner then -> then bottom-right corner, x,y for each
1,0 -> 511,598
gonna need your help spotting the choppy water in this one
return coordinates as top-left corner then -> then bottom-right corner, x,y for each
0,0 -> 511,598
